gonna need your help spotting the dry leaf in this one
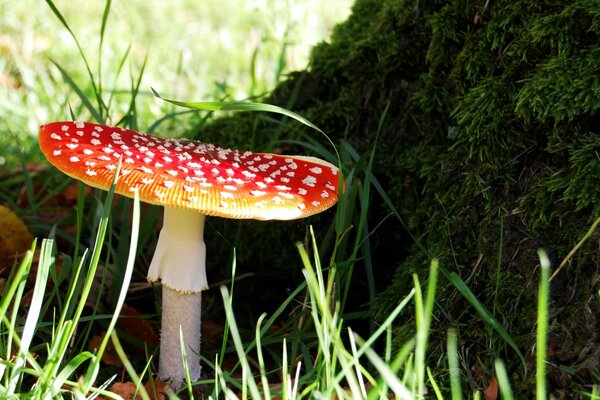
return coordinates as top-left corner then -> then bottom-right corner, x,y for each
118,305 -> 160,348
0,205 -> 33,269
88,333 -> 122,366
484,376 -> 499,400
102,378 -> 168,400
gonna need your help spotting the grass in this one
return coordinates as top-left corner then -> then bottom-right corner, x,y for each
0,0 -> 352,167
1,0 -> 600,399
0,187 -> 568,398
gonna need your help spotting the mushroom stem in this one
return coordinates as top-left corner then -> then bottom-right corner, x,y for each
160,287 -> 202,388
147,207 -> 207,387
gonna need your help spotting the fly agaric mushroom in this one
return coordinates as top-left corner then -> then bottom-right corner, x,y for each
39,121 -> 341,388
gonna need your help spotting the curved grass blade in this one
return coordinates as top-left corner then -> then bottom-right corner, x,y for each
151,88 -> 323,134
51,60 -> 104,123
445,270 -> 526,372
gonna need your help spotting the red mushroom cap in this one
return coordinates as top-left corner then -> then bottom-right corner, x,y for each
39,121 -> 341,220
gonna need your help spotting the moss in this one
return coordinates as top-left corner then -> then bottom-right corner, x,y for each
196,0 -> 600,394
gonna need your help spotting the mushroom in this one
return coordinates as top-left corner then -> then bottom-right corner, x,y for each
38,121 -> 341,388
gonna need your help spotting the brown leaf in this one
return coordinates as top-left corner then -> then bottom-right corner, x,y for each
88,333 -> 122,366
143,377 -> 168,400
118,305 -> 160,348
484,376 -> 499,400
0,205 -> 33,270
102,378 -> 168,400
106,382 -> 137,400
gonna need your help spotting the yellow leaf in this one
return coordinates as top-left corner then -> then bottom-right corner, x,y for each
0,205 -> 33,270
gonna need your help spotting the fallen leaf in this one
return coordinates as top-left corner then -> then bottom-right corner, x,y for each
484,376 -> 499,400
88,333 -> 122,366
101,378 -> 168,400
105,382 -> 137,399
118,305 -> 160,348
0,205 -> 33,270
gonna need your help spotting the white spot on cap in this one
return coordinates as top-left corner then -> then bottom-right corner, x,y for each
83,149 -> 93,155
70,156 -> 80,162
183,185 -> 193,192
302,176 -> 317,187
155,191 -> 165,199
298,203 -> 306,210
242,171 -> 256,178
321,190 -> 330,198
106,164 -> 116,171
256,181 -> 267,189
272,196 -> 283,204
311,200 -> 321,207
223,185 -> 237,191
309,167 -> 323,174
91,139 -> 101,146
139,166 -> 153,174
51,133 -> 62,140
220,192 -> 234,199
164,180 -> 176,188
275,185 -> 291,191
99,155 -> 111,161
167,170 -> 178,176
53,149 -> 62,156
141,178 -> 154,184
325,183 -> 336,191
61,125 -> 69,131
75,121 -> 85,128
66,143 -> 78,149
298,188 -> 308,195
86,169 -> 97,176
250,190 -> 266,197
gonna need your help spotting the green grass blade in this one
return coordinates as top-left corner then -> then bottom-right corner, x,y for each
50,60 -> 104,123
151,88 -> 324,134
494,359 -> 514,400
536,250 -> 550,400
82,188 -> 141,392
52,351 -> 95,395
45,0 -> 103,115
445,269 -> 526,371
354,334 -> 412,400
447,328 -> 462,400
220,286 -> 262,399
7,239 -> 50,391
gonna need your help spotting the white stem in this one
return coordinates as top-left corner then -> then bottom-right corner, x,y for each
147,207 -> 207,388
160,287 -> 202,388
